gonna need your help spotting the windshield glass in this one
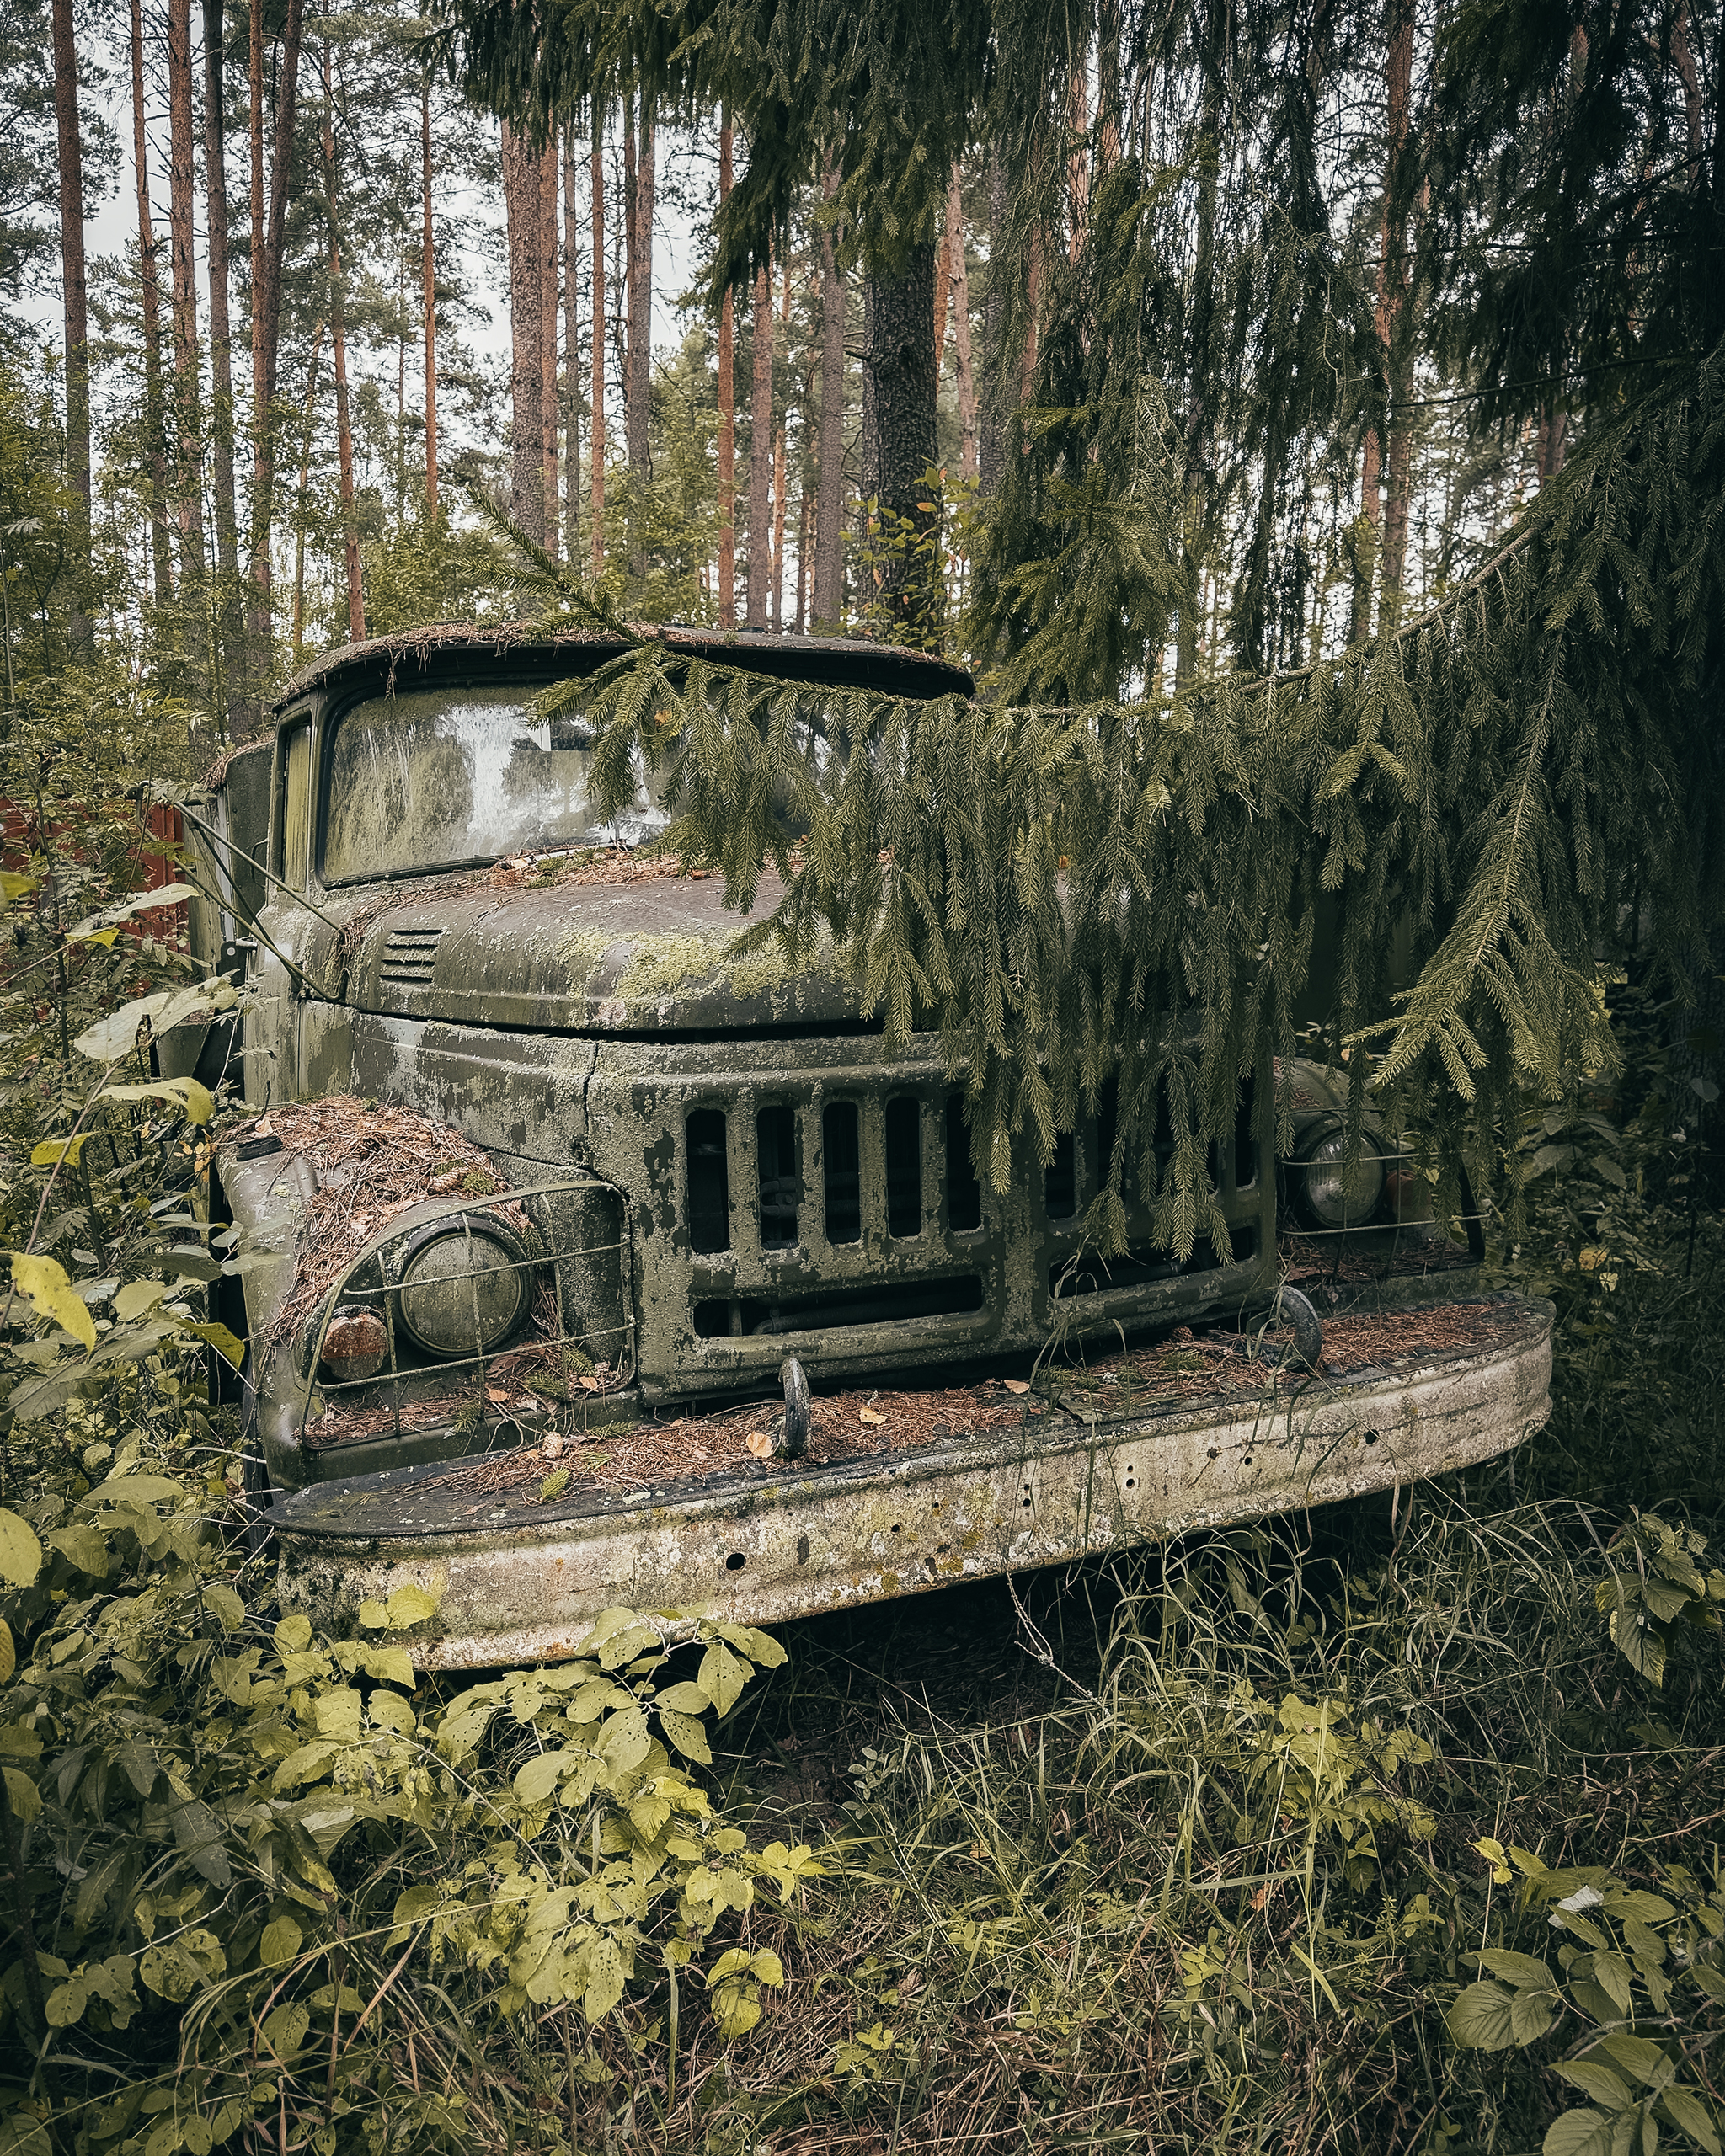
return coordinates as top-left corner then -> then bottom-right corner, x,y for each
321,686 -> 665,880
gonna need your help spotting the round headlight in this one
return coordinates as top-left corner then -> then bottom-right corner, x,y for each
1299,1130 -> 1385,1230
321,1304 -> 389,1382
396,1219 -> 531,1359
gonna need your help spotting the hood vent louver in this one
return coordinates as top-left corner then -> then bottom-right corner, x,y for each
378,925 -> 446,988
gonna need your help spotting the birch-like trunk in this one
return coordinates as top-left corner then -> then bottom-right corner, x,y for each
501,120 -> 545,548
747,259 -> 772,627
717,119 -> 735,624
324,47 -> 364,641
812,159 -> 845,628
130,0 -> 174,609
51,0 -> 93,653
203,0 -> 243,725
562,125 -> 581,562
422,79 -> 438,513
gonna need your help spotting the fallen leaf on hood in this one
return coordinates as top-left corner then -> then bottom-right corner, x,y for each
745,1430 -> 774,1458
858,1406 -> 886,1426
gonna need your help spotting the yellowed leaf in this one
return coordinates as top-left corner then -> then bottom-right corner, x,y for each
486,1387 -> 508,1403
9,1252 -> 96,1354
858,1406 -> 887,1426
1578,1246 -> 1608,1272
579,1374 -> 601,1392
745,1431 -> 774,1458
30,1134 -> 90,1167
1002,1379 -> 1031,1396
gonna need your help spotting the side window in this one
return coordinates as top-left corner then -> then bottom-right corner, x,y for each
279,722 -> 312,889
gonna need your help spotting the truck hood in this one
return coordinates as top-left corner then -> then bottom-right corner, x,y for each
317,867 -> 866,1035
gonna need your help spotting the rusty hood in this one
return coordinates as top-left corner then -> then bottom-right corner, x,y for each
323,865 -> 866,1035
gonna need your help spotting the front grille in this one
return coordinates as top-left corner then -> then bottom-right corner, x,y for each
884,1096 -> 922,1236
823,1102 -> 862,1242
756,1104 -> 799,1246
379,925 -> 446,985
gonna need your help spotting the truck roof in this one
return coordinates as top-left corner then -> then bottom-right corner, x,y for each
270,621 -> 975,716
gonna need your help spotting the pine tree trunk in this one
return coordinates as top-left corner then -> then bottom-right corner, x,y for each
563,125 -> 580,562
626,96 -> 654,578
863,244 -> 942,642
291,321 -> 323,667
1176,38 -> 1223,688
249,0 -> 305,682
203,0 -> 243,728
1378,0 -> 1415,626
130,0 -> 174,610
946,169 -> 975,483
794,478 -> 809,632
324,48 -> 364,642
772,247 -> 791,630
1067,61 -> 1089,260
167,0 -> 210,684
748,259 -> 772,627
717,119 -> 735,624
422,78 -> 438,514
1351,430 -> 1381,643
502,120 -> 545,548
590,99 -> 606,577
1097,0 -> 1123,172
932,221 -> 951,383
812,160 -> 845,629
979,149 -> 1007,496
51,0 -> 93,654
541,138 -> 560,563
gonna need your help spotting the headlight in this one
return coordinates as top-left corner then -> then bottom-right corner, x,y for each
1298,1130 -> 1385,1230
395,1216 -> 534,1358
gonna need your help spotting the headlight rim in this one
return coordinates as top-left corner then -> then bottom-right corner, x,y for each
389,1210 -> 538,1362
1295,1121 -> 1387,1232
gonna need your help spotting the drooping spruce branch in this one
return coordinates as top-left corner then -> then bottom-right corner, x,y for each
555,345 -> 1724,1259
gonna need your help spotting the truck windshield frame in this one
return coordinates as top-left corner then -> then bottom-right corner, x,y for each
318,682 -> 664,883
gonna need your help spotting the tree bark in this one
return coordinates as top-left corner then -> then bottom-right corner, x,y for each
1377,0 -> 1415,625
772,246 -> 791,630
862,243 -> 942,642
626,95 -> 654,577
249,0 -> 305,677
747,259 -> 772,627
812,159 -> 845,628
946,170 -> 975,482
324,46 -> 363,642
422,78 -> 438,514
590,98 -> 606,577
541,137 -> 560,562
166,0 -> 210,654
291,320 -> 323,667
717,118 -> 735,623
563,124 -> 580,561
130,0 -> 174,610
203,0 -> 243,727
979,150 -> 1007,497
932,218 -> 951,384
502,120 -> 545,548
51,0 -> 93,654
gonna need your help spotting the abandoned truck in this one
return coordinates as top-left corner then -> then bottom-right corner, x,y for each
171,624 -> 1551,1668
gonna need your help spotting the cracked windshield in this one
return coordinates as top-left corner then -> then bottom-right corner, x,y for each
321,686 -> 664,878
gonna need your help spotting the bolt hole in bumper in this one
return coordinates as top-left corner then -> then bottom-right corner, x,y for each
270,1287 -> 1552,1671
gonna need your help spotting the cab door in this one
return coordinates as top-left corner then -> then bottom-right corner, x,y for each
243,712 -> 314,1108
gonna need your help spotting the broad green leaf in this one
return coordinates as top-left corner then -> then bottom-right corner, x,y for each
1481,1951 -> 1558,1991
114,1278 -> 170,1321
697,1640 -> 749,1716
514,1749 -> 571,1806
47,1523 -> 109,1576
259,1917 -> 303,1967
0,1620 -> 13,1684
102,1078 -> 216,1127
582,1934 -> 625,2020
358,1600 -> 388,1629
115,1737 -> 158,1796
10,1253 -> 95,1354
655,1681 -> 713,1714
2,1766 -> 40,1822
30,1134 -> 89,1166
393,1886 -> 441,1926
0,1507 -> 44,1587
1511,1987 -> 1562,2043
171,1799 -> 232,1888
714,1620 -> 788,1667
1,870 -> 39,904
1657,2085 -> 1722,2155
1542,2111 -> 1616,2156
260,2001 -> 311,2059
658,1707 -> 713,1764
274,1614 -> 312,1654
312,1689 -> 362,1742
1556,2063 -> 1634,2111
1448,1980 -> 1515,2050
1597,2035 -> 1674,2088
710,1988 -> 762,2037
384,1583 -> 439,1629
1593,1951 -> 1636,2014
74,984 -> 226,1061
204,1583 -> 244,1631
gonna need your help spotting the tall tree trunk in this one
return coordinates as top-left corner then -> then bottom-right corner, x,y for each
590,98 -> 606,577
932,216 -> 952,382
1177,30 -> 1223,688
1378,0 -> 1416,624
1067,60 -> 1090,260
747,259 -> 772,627
324,46 -> 363,642
166,0 -> 210,664
862,243 -> 942,642
203,0 -> 242,728
501,120 -> 545,547
717,117 -> 735,623
1097,0 -> 1123,173
291,321 -> 323,666
249,0 -> 305,682
946,170 -> 975,483
979,149 -> 1007,496
812,157 -> 845,628
794,464 -> 809,632
422,77 -> 438,513
51,0 -> 93,654
540,139 -> 559,562
563,125 -> 580,561
130,0 -> 174,610
626,95 -> 654,577
771,246 -> 791,630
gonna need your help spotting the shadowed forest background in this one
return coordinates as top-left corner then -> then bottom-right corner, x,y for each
3,0 -> 1725,2150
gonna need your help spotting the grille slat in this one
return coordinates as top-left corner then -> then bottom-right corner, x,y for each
379,925 -> 446,985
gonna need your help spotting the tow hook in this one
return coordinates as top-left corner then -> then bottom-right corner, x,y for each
781,1356 -> 811,1459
